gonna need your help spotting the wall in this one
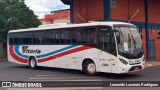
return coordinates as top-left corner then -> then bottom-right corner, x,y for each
148,0 -> 160,60
155,39 -> 160,59
148,0 -> 160,23
142,29 -> 147,59
86,0 -> 104,21
111,0 -> 145,22
73,0 -> 104,23
111,0 -> 129,21
149,28 -> 160,59
40,10 -> 70,24
73,0 -> 87,23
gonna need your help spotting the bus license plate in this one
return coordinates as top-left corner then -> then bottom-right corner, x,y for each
134,67 -> 139,71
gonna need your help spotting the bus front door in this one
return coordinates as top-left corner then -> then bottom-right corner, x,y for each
98,30 -> 112,72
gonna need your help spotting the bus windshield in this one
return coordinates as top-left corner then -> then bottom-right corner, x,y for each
114,26 -> 143,59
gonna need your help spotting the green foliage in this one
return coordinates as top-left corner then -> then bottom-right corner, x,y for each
0,16 -> 6,29
0,0 -> 41,44
0,15 -> 7,43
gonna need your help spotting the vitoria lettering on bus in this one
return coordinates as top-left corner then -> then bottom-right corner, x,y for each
22,46 -> 41,54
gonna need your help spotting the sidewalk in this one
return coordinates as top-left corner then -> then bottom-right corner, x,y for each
0,58 -> 7,62
145,60 -> 160,68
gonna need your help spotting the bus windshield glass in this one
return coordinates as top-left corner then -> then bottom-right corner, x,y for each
114,26 -> 143,59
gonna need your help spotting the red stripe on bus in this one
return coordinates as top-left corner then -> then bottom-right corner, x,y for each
9,45 -> 28,63
38,46 -> 92,63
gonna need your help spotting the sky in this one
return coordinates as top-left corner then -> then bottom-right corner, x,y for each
24,0 -> 70,19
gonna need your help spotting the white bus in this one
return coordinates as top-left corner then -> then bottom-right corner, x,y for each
8,22 -> 145,75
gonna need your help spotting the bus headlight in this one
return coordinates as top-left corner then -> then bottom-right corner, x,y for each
119,58 -> 128,65
142,59 -> 145,62
142,59 -> 145,65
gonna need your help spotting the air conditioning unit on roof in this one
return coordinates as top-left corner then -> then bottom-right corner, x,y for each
38,23 -> 68,28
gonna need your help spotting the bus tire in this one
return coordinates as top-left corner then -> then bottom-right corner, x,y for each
29,57 -> 37,69
83,60 -> 96,76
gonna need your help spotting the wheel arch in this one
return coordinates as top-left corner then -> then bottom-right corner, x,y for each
28,56 -> 37,64
28,56 -> 38,69
82,58 -> 95,71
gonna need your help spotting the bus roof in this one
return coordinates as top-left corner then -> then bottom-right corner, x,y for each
8,21 -> 134,33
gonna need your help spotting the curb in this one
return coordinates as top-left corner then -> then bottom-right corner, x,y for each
0,58 -> 7,62
145,62 -> 160,68
145,64 -> 153,67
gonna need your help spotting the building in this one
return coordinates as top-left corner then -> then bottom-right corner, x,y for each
40,9 -> 70,25
61,0 -> 160,60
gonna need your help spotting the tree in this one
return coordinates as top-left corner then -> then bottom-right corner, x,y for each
0,0 -> 41,58
0,0 -> 41,44
0,16 -> 6,43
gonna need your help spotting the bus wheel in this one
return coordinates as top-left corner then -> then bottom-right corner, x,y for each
29,57 -> 37,69
83,60 -> 96,76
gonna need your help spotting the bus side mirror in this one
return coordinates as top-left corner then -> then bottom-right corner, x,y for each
114,30 -> 120,44
139,26 -> 143,39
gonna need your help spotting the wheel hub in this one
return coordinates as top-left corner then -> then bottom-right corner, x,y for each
31,59 -> 35,67
87,63 -> 96,73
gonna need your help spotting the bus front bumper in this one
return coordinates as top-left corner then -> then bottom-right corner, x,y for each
112,62 -> 145,74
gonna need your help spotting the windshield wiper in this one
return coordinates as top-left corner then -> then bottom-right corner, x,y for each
128,33 -> 132,58
128,28 -> 143,54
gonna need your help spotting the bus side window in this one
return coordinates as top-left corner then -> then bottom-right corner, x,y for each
55,31 -> 60,44
33,31 -> 45,45
77,27 -> 97,44
60,30 -> 71,44
77,28 -> 90,43
46,30 -> 55,44
9,34 -> 14,45
14,33 -> 21,45
70,29 -> 77,44
87,28 -> 97,44
22,32 -> 32,44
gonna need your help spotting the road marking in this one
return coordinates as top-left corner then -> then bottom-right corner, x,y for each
28,75 -> 103,81
34,75 -> 101,78
35,75 -> 54,77
29,77 -> 102,80
33,75 -> 101,78
6,87 -> 103,90
30,75 -> 102,79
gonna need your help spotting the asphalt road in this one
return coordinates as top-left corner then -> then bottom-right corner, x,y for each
0,61 -> 160,90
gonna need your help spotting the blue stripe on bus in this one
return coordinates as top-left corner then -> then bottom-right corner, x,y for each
14,45 -> 79,59
14,45 -> 29,59
36,45 -> 79,59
